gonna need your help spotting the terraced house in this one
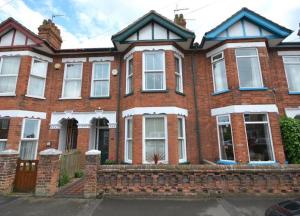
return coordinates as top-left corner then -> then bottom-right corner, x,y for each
0,7 -> 299,166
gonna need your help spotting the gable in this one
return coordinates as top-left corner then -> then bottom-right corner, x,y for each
0,29 -> 36,47
125,22 -> 182,42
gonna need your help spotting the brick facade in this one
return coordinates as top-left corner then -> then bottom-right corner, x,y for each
0,150 -> 18,194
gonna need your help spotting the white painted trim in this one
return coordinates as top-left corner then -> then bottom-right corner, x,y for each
211,104 -> 278,116
277,51 -> 300,56
0,51 -> 53,62
0,110 -> 46,119
122,107 -> 188,117
62,57 -> 86,63
285,108 -> 300,118
174,54 -> 184,93
90,62 -> 110,97
124,116 -> 133,163
124,45 -> 184,60
206,42 -> 266,58
89,56 -> 114,62
40,148 -> 62,155
50,110 -> 117,129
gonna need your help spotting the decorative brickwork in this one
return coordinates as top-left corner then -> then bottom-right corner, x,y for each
0,150 -> 18,194
84,150 -> 100,198
35,149 -> 61,197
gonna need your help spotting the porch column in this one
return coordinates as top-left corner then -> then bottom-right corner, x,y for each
0,150 -> 18,194
6,118 -> 22,150
84,150 -> 100,198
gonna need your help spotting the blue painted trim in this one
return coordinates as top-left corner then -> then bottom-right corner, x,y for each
217,160 -> 237,165
241,19 -> 246,36
212,89 -> 230,95
239,87 -> 268,91
288,92 -> 300,95
248,161 -> 278,166
206,35 -> 279,41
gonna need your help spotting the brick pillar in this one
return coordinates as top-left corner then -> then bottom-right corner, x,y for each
168,115 -> 179,164
77,127 -> 90,168
132,115 -> 142,164
6,118 -> 22,150
35,148 -> 61,197
84,150 -> 100,198
48,129 -> 60,149
0,150 -> 18,194
108,128 -> 116,161
231,114 -> 249,163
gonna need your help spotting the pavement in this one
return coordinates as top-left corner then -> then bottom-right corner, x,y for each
0,195 -> 295,216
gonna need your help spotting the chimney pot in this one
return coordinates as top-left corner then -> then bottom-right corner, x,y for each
38,19 -> 62,50
174,13 -> 186,28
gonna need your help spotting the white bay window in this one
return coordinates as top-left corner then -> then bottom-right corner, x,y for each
212,52 -> 228,93
20,119 -> 40,160
91,62 -> 110,97
0,57 -> 21,95
62,63 -> 82,98
27,59 -> 48,98
124,117 -> 133,163
178,116 -> 186,162
283,56 -> 300,93
217,115 -> 234,161
126,56 -> 133,94
175,55 -> 183,93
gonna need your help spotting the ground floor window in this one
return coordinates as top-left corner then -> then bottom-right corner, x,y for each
217,115 -> 234,161
244,113 -> 274,162
124,117 -> 133,163
20,119 -> 40,160
178,116 -> 187,162
0,118 -> 9,151
143,115 -> 167,163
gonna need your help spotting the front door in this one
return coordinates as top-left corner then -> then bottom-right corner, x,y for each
93,119 -> 109,164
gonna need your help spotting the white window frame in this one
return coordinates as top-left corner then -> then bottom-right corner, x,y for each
211,52 -> 229,93
178,116 -> 187,163
243,113 -> 276,163
0,118 -> 10,150
125,55 -> 134,94
90,61 -> 111,97
216,114 -> 235,162
142,115 -> 168,164
175,54 -> 183,93
235,48 -> 264,89
19,118 -> 41,160
0,56 -> 21,96
142,51 -> 166,91
26,58 -> 48,99
124,116 -> 133,163
282,56 -> 300,93
61,62 -> 83,99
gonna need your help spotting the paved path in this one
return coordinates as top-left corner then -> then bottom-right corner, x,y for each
0,195 -> 294,216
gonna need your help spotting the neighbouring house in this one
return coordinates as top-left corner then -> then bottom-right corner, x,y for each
0,7 -> 299,165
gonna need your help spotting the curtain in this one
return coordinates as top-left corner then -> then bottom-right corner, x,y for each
93,80 -> 109,96
213,60 -> 228,92
27,76 -> 45,97
64,80 -> 81,97
20,141 -> 36,160
94,63 -> 109,79
1,57 -> 20,75
31,61 -> 47,77
145,118 -> 164,138
145,140 -> 165,162
145,72 -> 163,89
237,56 -> 262,88
0,76 -> 17,93
66,64 -> 81,78
286,64 -> 300,92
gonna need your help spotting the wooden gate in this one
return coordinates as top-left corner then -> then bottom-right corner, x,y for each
14,159 -> 38,193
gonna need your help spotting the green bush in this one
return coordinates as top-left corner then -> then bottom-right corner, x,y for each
280,117 -> 300,164
104,159 -> 117,165
59,172 -> 70,187
74,170 -> 84,178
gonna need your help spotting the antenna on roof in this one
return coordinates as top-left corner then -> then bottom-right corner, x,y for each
51,14 -> 64,22
173,4 -> 189,14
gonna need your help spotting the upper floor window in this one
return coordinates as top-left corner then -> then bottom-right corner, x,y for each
126,56 -> 133,94
20,119 -> 40,160
27,59 -> 48,98
143,51 -> 165,91
235,48 -> 263,89
0,118 -> 10,151
175,55 -> 183,93
62,63 -> 82,98
212,52 -> 228,93
283,56 -> 300,93
0,57 -> 21,95
91,62 -> 110,97
217,115 -> 234,161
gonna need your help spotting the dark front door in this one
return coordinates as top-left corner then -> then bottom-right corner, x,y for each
98,129 -> 109,164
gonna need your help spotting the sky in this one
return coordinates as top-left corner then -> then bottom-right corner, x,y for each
0,0 -> 299,49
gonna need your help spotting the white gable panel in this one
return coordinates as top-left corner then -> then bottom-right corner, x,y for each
218,31 -> 227,37
154,23 -> 167,39
261,28 -> 272,36
139,23 -> 152,40
244,20 -> 260,36
13,30 -> 26,45
126,33 -> 137,41
169,31 -> 180,39
27,38 -> 35,45
228,21 -> 243,37
0,30 -> 14,46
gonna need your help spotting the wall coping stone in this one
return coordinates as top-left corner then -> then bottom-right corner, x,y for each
0,149 -> 18,155
39,148 -> 62,156
85,150 -> 101,156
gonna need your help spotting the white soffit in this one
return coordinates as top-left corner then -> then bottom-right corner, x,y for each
0,110 -> 46,119
122,107 -> 188,117
211,104 -> 278,116
62,57 -> 87,63
0,51 -> 53,62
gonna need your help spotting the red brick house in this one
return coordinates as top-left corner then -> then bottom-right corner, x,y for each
0,7 -> 299,165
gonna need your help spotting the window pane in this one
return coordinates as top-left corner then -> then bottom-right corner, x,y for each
244,114 -> 267,122
213,59 -> 228,92
0,119 -> 9,139
145,118 -> 165,138
94,63 -> 109,79
237,56 -> 262,88
127,140 -> 132,160
127,76 -> 133,94
0,76 -> 17,93
63,80 -> 81,97
285,64 -> 300,92
127,119 -> 132,139
28,76 -> 45,97
178,118 -> 183,137
128,58 -> 133,76
93,80 -> 109,96
0,141 -> 6,151
175,57 -> 180,72
31,60 -> 47,77
0,57 -> 20,75
145,52 -> 163,70
145,140 -> 165,162
178,139 -> 184,159
218,115 -> 230,123
20,141 -> 36,160
284,57 -> 300,63
175,74 -> 181,92
218,124 -> 234,160
23,119 -> 39,139
236,48 -> 257,56
246,123 -> 274,161
145,72 -> 163,90
65,64 -> 81,79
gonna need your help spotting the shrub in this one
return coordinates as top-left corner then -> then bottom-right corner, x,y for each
74,170 -> 84,178
59,172 -> 70,187
104,159 -> 117,165
280,117 -> 300,164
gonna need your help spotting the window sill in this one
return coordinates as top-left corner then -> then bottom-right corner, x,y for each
212,89 -> 230,96
25,94 -> 46,100
124,92 -> 134,97
216,160 -> 237,165
175,91 -> 185,96
239,87 -> 268,91
59,97 -> 82,100
0,93 -> 16,97
288,92 -> 300,95
89,96 -> 111,99
141,89 -> 168,93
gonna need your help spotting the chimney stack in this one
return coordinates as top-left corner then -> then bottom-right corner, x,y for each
174,14 -> 186,28
38,19 -> 62,50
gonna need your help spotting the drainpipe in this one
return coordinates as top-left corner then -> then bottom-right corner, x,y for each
115,55 -> 122,163
191,53 -> 203,163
